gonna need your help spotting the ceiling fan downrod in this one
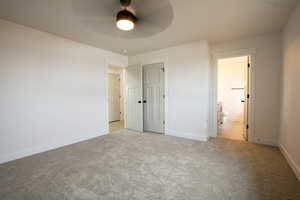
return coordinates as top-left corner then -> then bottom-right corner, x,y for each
120,0 -> 131,7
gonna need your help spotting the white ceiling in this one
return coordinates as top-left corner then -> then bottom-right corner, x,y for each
0,0 -> 297,55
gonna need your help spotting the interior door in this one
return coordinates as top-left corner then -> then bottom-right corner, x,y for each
108,73 -> 121,122
243,56 -> 250,140
125,65 -> 143,132
143,63 -> 165,134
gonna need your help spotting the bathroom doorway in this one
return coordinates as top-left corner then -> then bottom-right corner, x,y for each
217,56 -> 250,141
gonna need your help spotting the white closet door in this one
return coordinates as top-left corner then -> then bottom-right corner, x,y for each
143,63 -> 165,134
125,65 -> 143,132
108,73 -> 121,122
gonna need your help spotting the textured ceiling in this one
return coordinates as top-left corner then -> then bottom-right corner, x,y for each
0,0 -> 298,55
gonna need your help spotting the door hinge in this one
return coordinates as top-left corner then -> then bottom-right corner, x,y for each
161,68 -> 165,72
248,63 -> 250,68
163,120 -> 165,125
247,94 -> 250,99
246,124 -> 249,129
163,94 -> 165,99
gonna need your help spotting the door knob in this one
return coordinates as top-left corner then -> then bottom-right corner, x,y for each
143,100 -> 147,103
138,101 -> 142,104
241,100 -> 245,103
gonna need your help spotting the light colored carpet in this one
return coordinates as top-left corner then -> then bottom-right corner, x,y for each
0,130 -> 299,200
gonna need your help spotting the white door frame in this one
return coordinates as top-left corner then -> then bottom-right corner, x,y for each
211,49 -> 256,143
140,57 -> 169,135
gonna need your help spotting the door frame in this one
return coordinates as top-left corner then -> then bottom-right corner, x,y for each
140,57 -> 169,135
211,49 -> 256,142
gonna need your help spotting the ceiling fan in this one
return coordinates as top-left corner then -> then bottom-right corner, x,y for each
116,0 -> 137,31
72,0 -> 174,39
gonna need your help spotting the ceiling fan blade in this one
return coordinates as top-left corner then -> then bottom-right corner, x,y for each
133,0 -> 172,16
80,18 -> 145,39
135,0 -> 173,36
80,18 -> 135,38
80,18 -> 117,34
72,0 -> 120,18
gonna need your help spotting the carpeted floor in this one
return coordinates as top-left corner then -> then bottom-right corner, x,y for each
0,130 -> 299,200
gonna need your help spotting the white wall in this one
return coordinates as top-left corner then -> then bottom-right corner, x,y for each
280,1 -> 300,180
0,19 -> 127,164
129,41 -> 210,141
212,33 -> 282,146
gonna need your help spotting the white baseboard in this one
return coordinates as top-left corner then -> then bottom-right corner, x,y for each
166,130 -> 208,141
279,144 -> 300,181
0,130 -> 108,164
252,138 -> 278,147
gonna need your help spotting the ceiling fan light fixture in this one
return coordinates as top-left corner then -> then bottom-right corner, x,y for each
116,10 -> 137,31
117,19 -> 134,31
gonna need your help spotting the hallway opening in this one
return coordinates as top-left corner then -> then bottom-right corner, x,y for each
108,65 -> 125,133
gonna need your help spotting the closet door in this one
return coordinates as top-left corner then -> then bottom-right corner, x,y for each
143,63 -> 165,134
125,65 -> 143,132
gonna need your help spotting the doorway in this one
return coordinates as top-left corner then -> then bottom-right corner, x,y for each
108,65 -> 125,133
217,56 -> 250,141
124,63 -> 165,134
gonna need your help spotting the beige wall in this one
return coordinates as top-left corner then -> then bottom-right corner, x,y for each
280,1 -> 300,180
212,33 -> 282,146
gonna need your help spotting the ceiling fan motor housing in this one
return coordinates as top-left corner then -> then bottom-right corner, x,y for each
116,10 -> 137,23
120,0 -> 131,7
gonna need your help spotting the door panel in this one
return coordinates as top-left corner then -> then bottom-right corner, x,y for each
125,65 -> 143,132
108,74 -> 121,122
143,63 -> 165,133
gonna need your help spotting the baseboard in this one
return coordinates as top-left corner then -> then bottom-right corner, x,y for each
279,144 -> 300,182
166,130 -> 208,141
252,138 -> 278,147
0,130 -> 108,164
